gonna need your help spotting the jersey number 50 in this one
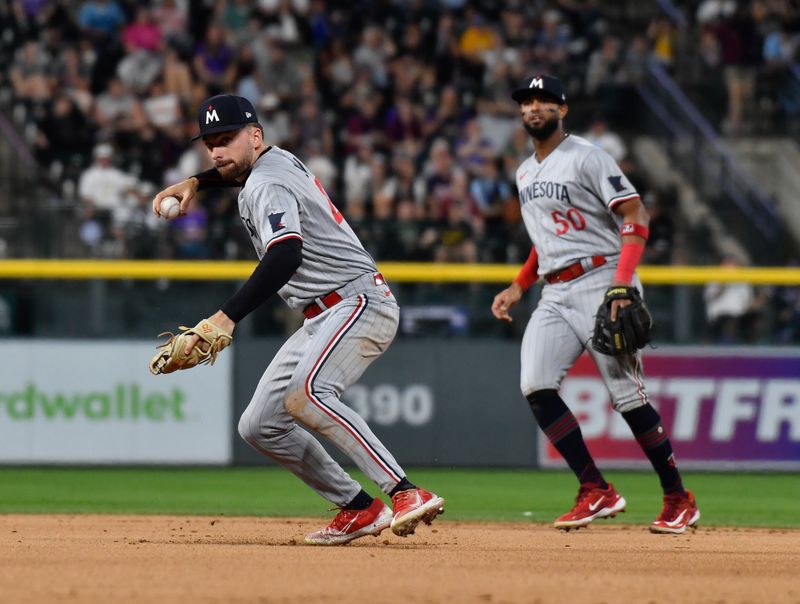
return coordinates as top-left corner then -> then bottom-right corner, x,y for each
552,209 -> 586,235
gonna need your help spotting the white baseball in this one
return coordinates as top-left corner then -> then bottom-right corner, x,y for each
159,195 -> 181,219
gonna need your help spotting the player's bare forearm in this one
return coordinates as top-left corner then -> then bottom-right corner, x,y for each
152,177 -> 200,216
492,282 -> 523,322
182,311 -> 235,355
208,310 -> 236,334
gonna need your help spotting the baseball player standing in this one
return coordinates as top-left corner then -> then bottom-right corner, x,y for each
152,94 -> 444,545
491,75 -> 700,534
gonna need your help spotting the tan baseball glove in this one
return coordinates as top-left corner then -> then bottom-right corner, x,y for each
149,319 -> 232,375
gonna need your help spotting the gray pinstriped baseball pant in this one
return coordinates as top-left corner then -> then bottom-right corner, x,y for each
520,264 -> 649,413
238,289 -> 405,507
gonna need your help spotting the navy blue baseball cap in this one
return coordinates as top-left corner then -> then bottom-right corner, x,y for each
511,74 -> 567,104
193,94 -> 260,140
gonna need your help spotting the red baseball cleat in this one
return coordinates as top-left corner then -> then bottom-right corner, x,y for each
390,488 -> 445,536
650,490 -> 700,534
305,498 -> 392,545
554,482 -> 626,530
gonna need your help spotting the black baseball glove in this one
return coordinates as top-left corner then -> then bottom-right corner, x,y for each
591,286 -> 653,356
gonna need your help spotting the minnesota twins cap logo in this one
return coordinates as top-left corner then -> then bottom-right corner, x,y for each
205,104 -> 220,124
193,94 -> 260,140
511,74 -> 566,104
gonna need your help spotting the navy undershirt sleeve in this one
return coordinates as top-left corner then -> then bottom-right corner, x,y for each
221,239 -> 302,323
193,168 -> 242,191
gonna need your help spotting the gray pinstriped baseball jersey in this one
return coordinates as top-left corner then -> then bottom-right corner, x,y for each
239,146 -> 378,309
516,134 -> 648,411
234,145 -> 407,506
515,134 -> 639,275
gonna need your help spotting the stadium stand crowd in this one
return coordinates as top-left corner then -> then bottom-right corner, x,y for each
0,0 -> 798,342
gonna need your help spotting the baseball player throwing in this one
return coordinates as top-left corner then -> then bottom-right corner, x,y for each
152,94 -> 444,545
491,75 -> 700,533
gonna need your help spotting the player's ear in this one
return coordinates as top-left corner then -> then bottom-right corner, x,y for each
249,124 -> 264,146
559,103 -> 569,120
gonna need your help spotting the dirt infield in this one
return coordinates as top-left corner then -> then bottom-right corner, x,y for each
1,515 -> 798,604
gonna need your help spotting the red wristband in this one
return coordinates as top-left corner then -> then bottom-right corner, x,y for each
614,240 -> 645,285
620,223 -> 649,240
514,246 -> 539,291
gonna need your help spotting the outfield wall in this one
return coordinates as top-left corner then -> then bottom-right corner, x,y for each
1,340 -> 798,469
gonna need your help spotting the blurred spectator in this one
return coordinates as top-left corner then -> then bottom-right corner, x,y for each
641,192 -> 675,265
502,124 -> 532,181
161,43 -> 193,104
647,17 -> 677,67
122,6 -> 162,52
170,194 -> 209,259
469,157 -> 512,262
434,200 -> 479,263
77,0 -> 126,42
93,77 -> 148,142
222,0 -> 254,46
423,138 -> 456,218
251,35 -> 304,104
761,21 -> 800,118
384,96 -> 424,155
304,140 -> 337,192
33,94 -> 95,177
77,143 -> 137,252
193,22 -> 236,93
10,39 -> 54,105
382,151 -> 426,209
153,0 -> 190,49
533,9 -> 570,73
120,180 -> 162,259
772,268 -> 800,343
708,3 -> 761,134
703,255 -> 757,343
343,140 -> 373,211
581,115 -> 627,162
117,46 -> 163,96
454,117 -> 495,176
423,85 -> 467,142
142,81 -> 181,131
258,93 -> 290,145
55,44 -> 95,115
354,25 -> 394,89
460,10 -> 499,63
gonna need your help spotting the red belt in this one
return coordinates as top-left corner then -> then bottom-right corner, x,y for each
303,273 -> 386,319
545,256 -> 607,284
303,291 -> 344,319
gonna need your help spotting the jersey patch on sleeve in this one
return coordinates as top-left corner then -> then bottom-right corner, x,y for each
268,212 -> 286,232
607,175 -> 626,192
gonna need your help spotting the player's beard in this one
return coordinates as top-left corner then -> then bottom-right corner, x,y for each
523,115 -> 559,140
216,153 -> 251,180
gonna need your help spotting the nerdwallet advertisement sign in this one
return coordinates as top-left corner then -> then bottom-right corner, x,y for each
541,348 -> 800,470
0,341 -> 231,464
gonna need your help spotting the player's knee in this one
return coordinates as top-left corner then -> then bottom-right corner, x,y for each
284,389 -> 311,418
612,396 -> 648,414
525,388 -> 560,416
237,411 -> 260,445
521,379 -> 558,397
238,412 -> 291,449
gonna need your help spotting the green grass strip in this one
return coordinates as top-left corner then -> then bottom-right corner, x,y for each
1,468 -> 797,528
